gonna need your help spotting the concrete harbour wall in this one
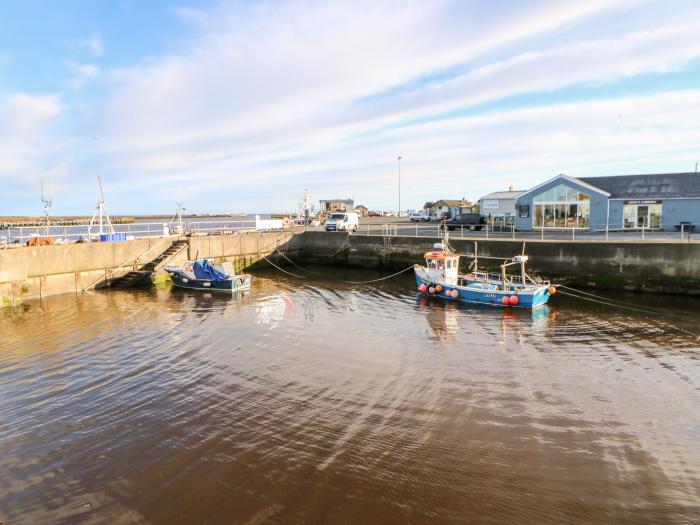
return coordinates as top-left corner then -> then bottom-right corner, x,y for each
0,231 -> 296,305
2,229 -> 699,305
295,232 -> 700,295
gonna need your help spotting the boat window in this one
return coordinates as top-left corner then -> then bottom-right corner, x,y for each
437,260 -> 444,269
427,260 -> 438,268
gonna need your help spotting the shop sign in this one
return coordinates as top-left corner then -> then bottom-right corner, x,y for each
624,199 -> 661,205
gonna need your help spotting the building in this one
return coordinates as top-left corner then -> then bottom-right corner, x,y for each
477,187 -> 524,227
354,205 -> 369,216
319,199 -> 354,213
515,172 -> 700,231
424,199 -> 472,219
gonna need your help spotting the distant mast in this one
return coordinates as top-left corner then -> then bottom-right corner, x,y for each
296,189 -> 312,223
40,178 -> 54,235
87,174 -> 115,239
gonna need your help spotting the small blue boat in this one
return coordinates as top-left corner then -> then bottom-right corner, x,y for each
414,243 -> 556,309
164,259 -> 252,293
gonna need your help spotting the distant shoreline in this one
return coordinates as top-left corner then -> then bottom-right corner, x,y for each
0,213 -> 249,228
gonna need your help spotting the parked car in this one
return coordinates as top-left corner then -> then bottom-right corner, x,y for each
443,214 -> 486,231
367,211 -> 382,217
325,212 -> 360,232
409,212 -> 431,222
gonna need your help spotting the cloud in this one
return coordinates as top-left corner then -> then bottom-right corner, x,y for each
4,0 -> 700,213
65,61 -> 100,89
0,93 -> 62,137
84,33 -> 104,57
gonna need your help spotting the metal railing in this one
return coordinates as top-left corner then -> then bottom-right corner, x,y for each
0,219 -> 275,247
309,221 -> 698,243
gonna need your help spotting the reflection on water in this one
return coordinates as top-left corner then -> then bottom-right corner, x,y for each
1,269 -> 699,524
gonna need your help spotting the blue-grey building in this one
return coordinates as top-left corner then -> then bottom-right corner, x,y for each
515,172 -> 700,232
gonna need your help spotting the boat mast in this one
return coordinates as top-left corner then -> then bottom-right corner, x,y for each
41,178 -> 53,236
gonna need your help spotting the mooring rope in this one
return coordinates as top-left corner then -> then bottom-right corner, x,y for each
556,290 -> 653,314
342,265 -> 416,284
261,254 -> 308,279
273,248 -> 319,274
557,284 -> 677,315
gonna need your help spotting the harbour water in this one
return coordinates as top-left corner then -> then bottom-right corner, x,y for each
1,269 -> 699,524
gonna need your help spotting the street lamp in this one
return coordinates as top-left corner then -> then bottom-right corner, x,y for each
397,156 -> 402,216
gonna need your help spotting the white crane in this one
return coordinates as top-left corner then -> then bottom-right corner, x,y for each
87,174 -> 115,240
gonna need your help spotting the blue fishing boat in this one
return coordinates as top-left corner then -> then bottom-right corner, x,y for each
164,259 -> 252,292
414,243 -> 556,309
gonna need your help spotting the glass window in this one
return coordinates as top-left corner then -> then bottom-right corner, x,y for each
543,187 -> 556,201
554,204 -> 566,228
649,204 -> 662,229
577,202 -> 590,228
519,205 -> 529,218
578,192 -> 590,201
534,204 -> 544,227
554,185 -> 568,201
544,205 -> 555,227
623,205 -> 636,229
566,187 -> 579,201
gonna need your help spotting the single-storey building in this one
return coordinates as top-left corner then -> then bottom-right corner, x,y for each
424,199 -> 472,219
514,172 -> 700,231
478,187 -> 524,227
320,198 -> 354,213
354,205 -> 369,216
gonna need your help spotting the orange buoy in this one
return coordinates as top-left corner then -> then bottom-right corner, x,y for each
435,284 -> 443,293
500,296 -> 510,305
548,286 -> 557,295
509,295 -> 519,305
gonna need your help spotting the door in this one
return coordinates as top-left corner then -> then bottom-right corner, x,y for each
636,206 -> 649,228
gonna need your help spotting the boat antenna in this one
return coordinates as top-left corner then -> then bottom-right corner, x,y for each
40,177 -> 54,235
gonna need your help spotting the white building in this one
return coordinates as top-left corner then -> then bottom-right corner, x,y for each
478,188 -> 524,227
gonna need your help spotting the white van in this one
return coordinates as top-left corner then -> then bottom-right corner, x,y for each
325,212 -> 359,232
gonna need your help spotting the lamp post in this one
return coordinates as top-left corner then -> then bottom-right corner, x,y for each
397,156 -> 402,216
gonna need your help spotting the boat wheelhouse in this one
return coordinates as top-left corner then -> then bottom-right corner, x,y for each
414,243 -> 555,308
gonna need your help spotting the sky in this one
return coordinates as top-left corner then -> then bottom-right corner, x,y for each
1,0 -> 700,215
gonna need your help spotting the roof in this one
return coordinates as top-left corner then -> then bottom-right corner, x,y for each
319,198 -> 354,203
434,199 -> 467,207
479,190 -> 524,200
579,172 -> 700,199
355,204 -> 368,209
517,174 -> 611,200
423,201 -> 435,209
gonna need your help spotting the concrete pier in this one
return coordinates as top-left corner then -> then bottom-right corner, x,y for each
2,229 -> 699,305
294,232 -> 700,296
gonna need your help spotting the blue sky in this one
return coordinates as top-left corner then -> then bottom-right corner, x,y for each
1,0 -> 700,215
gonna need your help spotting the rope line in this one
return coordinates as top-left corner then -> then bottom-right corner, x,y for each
342,265 -> 416,284
557,290 -> 652,314
273,248 -> 319,274
261,254 -> 308,279
558,284 -> 676,315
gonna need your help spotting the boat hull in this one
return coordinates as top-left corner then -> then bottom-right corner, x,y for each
415,267 -> 550,309
166,269 -> 252,293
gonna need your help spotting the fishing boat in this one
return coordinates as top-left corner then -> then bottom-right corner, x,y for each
164,259 -> 252,292
414,242 -> 556,308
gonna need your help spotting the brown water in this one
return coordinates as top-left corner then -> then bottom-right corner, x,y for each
1,269 -> 699,524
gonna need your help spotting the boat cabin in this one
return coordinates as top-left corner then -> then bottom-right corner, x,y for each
424,244 -> 459,285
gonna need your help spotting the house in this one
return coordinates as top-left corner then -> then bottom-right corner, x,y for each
514,172 -> 700,231
477,187 -> 524,226
354,205 -> 369,217
425,199 -> 472,219
319,199 -> 354,213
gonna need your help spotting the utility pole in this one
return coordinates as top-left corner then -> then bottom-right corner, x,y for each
397,156 -> 402,216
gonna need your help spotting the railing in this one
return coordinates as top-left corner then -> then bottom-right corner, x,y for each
325,221 -> 699,243
0,219 -> 273,247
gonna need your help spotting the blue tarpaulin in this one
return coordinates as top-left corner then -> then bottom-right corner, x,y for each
193,259 -> 229,282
